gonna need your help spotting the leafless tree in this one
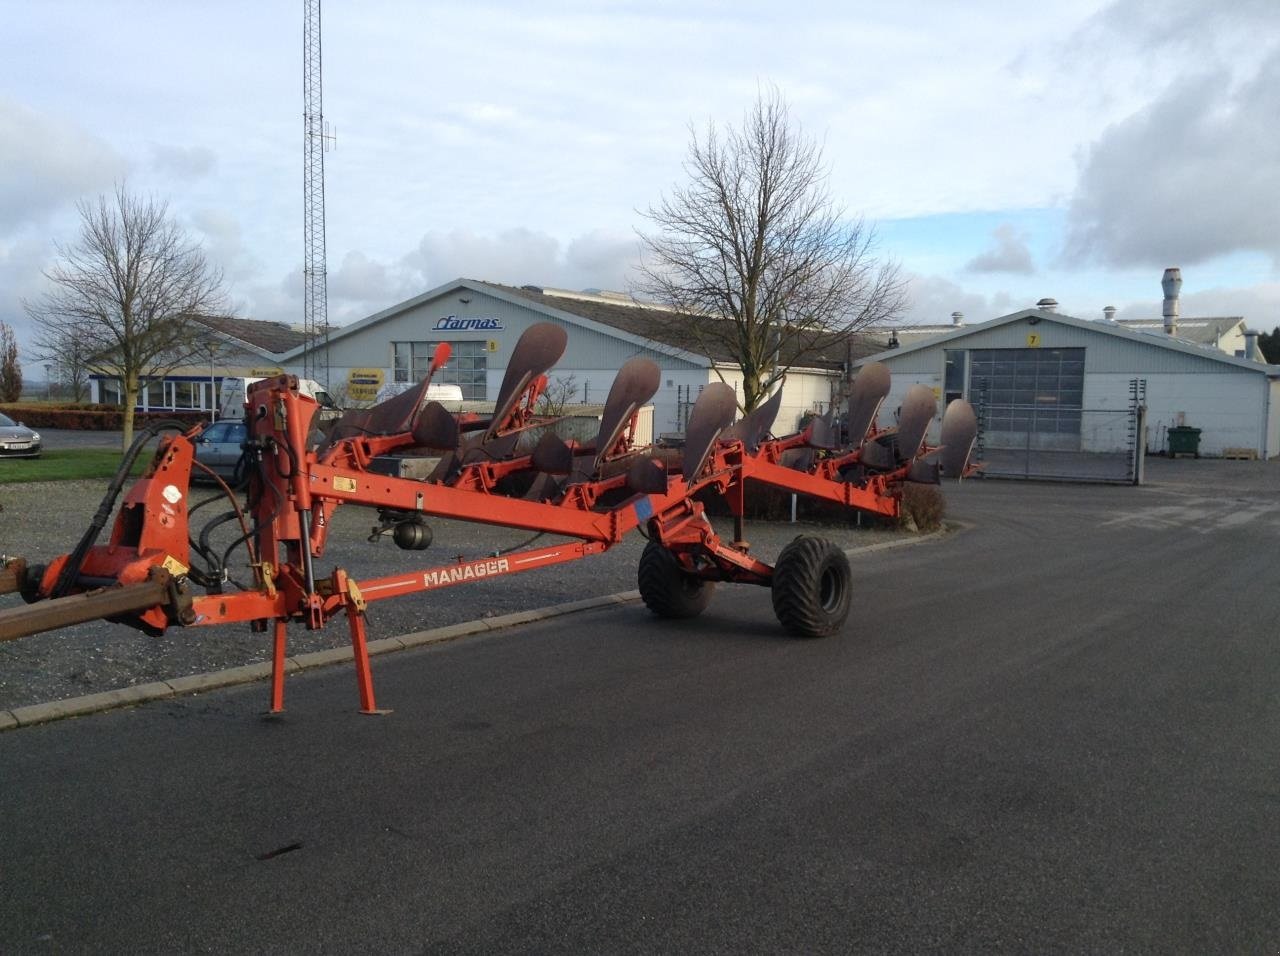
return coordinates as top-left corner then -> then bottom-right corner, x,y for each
25,185 -> 228,447
636,88 -> 906,412
0,322 -> 22,402
536,374 -> 580,417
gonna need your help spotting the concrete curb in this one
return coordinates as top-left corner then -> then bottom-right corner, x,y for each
0,529 -> 951,732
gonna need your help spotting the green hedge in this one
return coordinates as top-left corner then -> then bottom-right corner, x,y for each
0,404 -> 208,430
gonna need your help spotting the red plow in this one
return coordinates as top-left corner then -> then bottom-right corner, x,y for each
0,323 -> 977,713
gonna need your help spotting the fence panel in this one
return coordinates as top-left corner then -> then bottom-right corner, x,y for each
974,402 -> 1141,483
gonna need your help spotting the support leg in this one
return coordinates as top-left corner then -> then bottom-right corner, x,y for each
269,617 -> 288,714
347,608 -> 389,715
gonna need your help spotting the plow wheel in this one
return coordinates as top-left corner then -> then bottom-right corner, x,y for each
770,536 -> 852,638
638,540 -> 716,619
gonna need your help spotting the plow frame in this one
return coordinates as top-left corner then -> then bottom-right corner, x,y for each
1,349 -> 972,715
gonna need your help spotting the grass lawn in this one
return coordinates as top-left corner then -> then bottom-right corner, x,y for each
0,449 -> 150,483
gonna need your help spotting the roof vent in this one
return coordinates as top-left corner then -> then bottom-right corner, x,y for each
951,311 -> 964,327
1036,297 -> 1059,313
1103,305 -> 1117,322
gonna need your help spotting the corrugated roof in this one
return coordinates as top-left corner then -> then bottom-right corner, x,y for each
1114,316 -> 1243,347
193,315 -> 309,354
479,282 -> 866,370
863,315 -> 1246,354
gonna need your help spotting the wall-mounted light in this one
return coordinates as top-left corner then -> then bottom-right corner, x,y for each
458,296 -> 471,304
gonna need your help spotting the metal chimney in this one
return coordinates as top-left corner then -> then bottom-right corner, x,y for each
951,311 -> 964,327
1161,267 -> 1182,335
1036,297 -> 1058,313
1244,329 -> 1261,361
1103,305 -> 1117,322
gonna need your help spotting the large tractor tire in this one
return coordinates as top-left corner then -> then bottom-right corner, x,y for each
770,536 -> 852,638
637,539 -> 716,619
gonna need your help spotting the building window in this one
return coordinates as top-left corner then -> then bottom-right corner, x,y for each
99,379 -> 123,406
170,380 -> 202,409
392,340 -> 487,400
143,379 -> 165,409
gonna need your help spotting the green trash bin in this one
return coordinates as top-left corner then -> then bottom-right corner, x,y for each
1167,426 -> 1201,458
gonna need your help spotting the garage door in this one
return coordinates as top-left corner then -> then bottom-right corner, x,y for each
969,347 -> 1084,451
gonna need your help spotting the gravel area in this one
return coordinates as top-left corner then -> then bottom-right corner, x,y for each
0,477 -> 911,710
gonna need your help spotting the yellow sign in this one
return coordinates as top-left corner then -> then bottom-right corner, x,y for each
250,367 -> 284,377
487,339 -> 500,352
1026,332 -> 1042,348
347,367 -> 385,402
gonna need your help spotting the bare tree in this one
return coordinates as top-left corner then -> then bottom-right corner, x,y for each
25,185 -> 228,447
536,374 -> 580,417
636,88 -> 906,412
0,322 -> 21,402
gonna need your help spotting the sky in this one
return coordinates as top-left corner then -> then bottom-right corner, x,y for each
2,0 -> 1278,366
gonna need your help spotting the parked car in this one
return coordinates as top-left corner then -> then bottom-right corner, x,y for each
192,420 -> 248,482
0,413 -> 41,458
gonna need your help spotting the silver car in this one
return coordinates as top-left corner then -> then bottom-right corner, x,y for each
192,420 -> 249,481
0,412 -> 41,458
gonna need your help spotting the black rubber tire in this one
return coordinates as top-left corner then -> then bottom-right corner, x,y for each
638,539 -> 715,619
770,535 -> 852,638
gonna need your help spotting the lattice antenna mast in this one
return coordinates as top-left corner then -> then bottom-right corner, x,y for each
303,0 -> 334,386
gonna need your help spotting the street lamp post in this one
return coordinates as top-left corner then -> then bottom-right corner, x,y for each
44,364 -> 51,402
202,342 -> 218,422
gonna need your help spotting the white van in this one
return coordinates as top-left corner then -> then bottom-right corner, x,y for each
218,376 -> 340,422
373,381 -> 465,410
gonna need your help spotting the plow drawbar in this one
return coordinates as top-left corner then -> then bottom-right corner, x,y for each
0,323 -> 977,715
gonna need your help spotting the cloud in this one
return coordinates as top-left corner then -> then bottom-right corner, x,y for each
233,228 -> 643,329
1076,0 -> 1279,56
400,227 -> 641,296
1064,50 -> 1280,268
897,274 -> 1015,326
965,224 -> 1035,275
188,208 -> 261,284
150,144 -> 216,179
0,97 -> 128,230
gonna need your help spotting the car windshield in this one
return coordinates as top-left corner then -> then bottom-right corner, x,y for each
0,413 -> 15,427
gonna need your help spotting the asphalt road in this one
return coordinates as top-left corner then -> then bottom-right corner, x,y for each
36,428 -> 125,450
2,461 -> 1278,952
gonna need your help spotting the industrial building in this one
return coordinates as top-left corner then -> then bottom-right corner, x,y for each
857,304 -> 1280,461
280,278 -> 845,438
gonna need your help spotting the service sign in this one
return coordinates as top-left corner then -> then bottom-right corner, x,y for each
433,315 -> 503,332
347,367 -> 385,402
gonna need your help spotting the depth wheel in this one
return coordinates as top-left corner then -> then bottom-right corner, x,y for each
770,536 -> 851,638
638,539 -> 715,619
